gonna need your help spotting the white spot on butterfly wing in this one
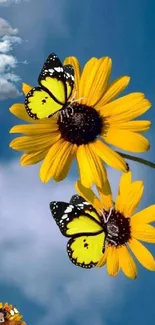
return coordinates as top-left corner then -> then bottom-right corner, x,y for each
61,214 -> 68,220
48,69 -> 54,74
64,205 -> 74,213
54,67 -> 63,72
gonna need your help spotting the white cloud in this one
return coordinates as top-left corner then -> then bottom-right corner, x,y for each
0,18 -> 18,36
0,36 -> 22,54
0,39 -> 12,52
0,18 -> 22,100
0,54 -> 17,72
0,161 -> 125,325
0,0 -> 28,4
3,35 -> 22,44
0,77 -> 21,99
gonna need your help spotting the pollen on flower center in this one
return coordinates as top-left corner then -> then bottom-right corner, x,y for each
57,102 -> 103,145
103,209 -> 131,246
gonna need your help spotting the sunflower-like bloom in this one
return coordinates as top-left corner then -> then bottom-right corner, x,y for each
0,302 -> 26,324
10,56 -> 151,188
76,172 -> 155,279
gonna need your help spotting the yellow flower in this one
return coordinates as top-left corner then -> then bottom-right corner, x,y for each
76,172 -> 155,279
0,302 -> 26,324
10,56 -> 151,187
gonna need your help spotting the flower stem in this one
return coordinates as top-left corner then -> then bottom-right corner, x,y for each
117,152 -> 155,169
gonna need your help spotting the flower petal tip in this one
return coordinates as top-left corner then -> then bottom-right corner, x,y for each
9,127 -> 15,134
9,142 -> 13,148
22,82 -> 33,95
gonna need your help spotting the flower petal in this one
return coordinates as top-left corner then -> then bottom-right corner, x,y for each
96,249 -> 108,267
79,57 -> 112,106
40,139 -> 76,183
20,149 -> 48,166
75,180 -> 103,212
131,223 -> 155,243
76,144 -> 107,188
9,104 -> 52,124
78,57 -> 98,99
100,93 -> 151,122
97,179 -> 113,210
10,133 -> 60,152
118,171 -> 132,195
10,121 -> 59,135
118,245 -> 137,279
109,120 -> 151,132
115,181 -> 144,217
106,246 -> 119,276
95,76 -> 130,108
131,205 -> 155,224
22,82 -> 33,95
63,56 -> 81,96
90,139 -> 127,172
9,104 -> 37,123
103,129 -> 150,152
129,238 -> 155,271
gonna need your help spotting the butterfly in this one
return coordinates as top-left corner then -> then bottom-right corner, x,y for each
25,53 -> 74,119
50,194 -> 108,269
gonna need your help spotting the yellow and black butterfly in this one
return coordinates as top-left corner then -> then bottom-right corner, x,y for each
50,195 -> 107,269
25,53 -> 74,119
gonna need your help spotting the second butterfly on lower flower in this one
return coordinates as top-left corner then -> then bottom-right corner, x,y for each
50,172 -> 155,279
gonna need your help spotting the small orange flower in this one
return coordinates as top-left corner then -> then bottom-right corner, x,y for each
0,302 -> 26,325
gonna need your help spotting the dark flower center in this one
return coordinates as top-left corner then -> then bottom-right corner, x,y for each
57,102 -> 103,146
102,208 -> 131,246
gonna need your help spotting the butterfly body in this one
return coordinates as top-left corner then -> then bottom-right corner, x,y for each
25,53 -> 74,119
50,195 -> 107,269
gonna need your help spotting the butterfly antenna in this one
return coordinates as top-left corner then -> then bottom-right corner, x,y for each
106,206 -> 113,223
70,96 -> 86,104
101,206 -> 113,224
68,96 -> 86,116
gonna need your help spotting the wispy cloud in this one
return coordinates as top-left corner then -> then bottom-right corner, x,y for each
0,0 -> 28,5
0,161 -> 125,325
0,18 -> 23,100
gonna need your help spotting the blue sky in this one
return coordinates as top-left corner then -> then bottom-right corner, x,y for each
0,0 -> 155,324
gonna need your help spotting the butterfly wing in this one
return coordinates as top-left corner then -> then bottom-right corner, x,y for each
69,195 -> 101,223
69,194 -> 85,205
38,53 -> 67,104
39,55 -> 74,104
63,64 -> 74,99
25,53 -> 74,119
25,86 -> 63,119
50,201 -> 106,268
50,201 -> 103,237
67,232 -> 106,268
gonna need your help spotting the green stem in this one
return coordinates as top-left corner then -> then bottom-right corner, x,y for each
117,151 -> 155,169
